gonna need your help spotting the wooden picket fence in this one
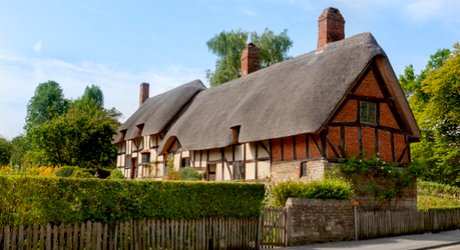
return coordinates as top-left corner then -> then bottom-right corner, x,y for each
259,207 -> 286,248
357,208 -> 460,239
0,217 -> 259,250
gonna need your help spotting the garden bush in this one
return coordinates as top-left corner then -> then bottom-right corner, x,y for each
179,167 -> 201,181
0,175 -> 265,226
418,180 -> 460,198
108,168 -> 125,179
269,178 -> 354,207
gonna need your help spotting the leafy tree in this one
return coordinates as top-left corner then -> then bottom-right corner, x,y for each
25,81 -> 67,132
25,83 -> 120,169
9,135 -> 31,167
73,85 -> 104,108
29,105 -> 119,168
206,28 -> 293,86
0,136 -> 12,166
400,44 -> 460,186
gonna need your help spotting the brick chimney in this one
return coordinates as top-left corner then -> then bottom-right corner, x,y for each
139,82 -> 149,106
240,43 -> 259,76
317,7 -> 345,52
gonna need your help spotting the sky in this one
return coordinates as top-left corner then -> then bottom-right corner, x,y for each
0,0 -> 459,139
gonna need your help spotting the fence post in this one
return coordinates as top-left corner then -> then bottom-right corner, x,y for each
353,201 -> 359,241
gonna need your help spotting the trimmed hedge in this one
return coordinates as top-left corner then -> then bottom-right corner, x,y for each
269,178 -> 354,207
0,176 -> 264,226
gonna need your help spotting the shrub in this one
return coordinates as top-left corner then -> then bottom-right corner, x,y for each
71,169 -> 94,178
269,178 -> 354,207
418,180 -> 460,198
179,167 -> 201,181
0,175 -> 265,226
108,169 -> 125,179
54,166 -> 78,177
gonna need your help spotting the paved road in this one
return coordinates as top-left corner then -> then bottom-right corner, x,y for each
280,229 -> 460,250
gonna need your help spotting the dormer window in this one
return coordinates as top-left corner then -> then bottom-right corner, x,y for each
360,101 -> 377,125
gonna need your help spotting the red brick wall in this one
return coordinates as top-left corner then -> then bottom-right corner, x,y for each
272,138 -> 282,162
380,103 -> 400,129
327,126 -> 341,159
295,134 -> 307,160
394,133 -> 406,162
283,136 -> 294,161
354,71 -> 384,98
362,127 -> 375,158
378,130 -> 392,162
309,134 -> 322,159
334,99 -> 357,122
344,127 -> 359,157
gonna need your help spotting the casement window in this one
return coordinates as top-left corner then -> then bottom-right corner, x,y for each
300,161 -> 307,177
180,157 -> 190,168
125,155 -> 131,169
233,161 -> 245,180
360,101 -> 377,125
141,153 -> 150,164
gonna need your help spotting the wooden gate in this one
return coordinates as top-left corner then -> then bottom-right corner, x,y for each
259,207 -> 286,248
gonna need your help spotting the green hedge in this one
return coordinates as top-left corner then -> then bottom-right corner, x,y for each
268,178 -> 354,207
0,176 -> 264,226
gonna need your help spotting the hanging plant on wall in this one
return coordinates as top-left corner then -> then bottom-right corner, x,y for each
338,155 -> 422,209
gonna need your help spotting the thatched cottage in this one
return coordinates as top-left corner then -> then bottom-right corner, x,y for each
114,7 -> 420,182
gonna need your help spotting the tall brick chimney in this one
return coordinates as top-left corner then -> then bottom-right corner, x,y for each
240,43 -> 259,76
317,7 -> 345,52
139,82 -> 149,106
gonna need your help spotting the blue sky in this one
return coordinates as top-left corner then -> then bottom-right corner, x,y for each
0,0 -> 459,139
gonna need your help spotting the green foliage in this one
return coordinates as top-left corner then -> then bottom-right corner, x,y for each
399,44 -> 460,186
0,135 -> 12,165
71,169 -> 94,178
25,81 -> 67,132
179,167 -> 201,181
54,166 -> 78,177
28,104 -> 119,168
166,157 -> 180,180
338,156 -> 420,202
417,180 -> 460,198
0,175 -> 265,226
206,28 -> 292,86
9,135 -> 31,167
417,195 -> 460,210
108,169 -> 125,179
268,178 -> 353,207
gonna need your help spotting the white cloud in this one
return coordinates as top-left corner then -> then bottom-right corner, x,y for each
239,7 -> 257,17
33,40 -> 42,53
0,53 -> 206,139
404,0 -> 460,23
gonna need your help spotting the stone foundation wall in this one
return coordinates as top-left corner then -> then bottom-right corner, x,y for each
285,198 -> 355,245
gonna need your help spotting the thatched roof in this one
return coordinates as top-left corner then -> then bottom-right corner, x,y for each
114,80 -> 206,143
158,32 -> 420,153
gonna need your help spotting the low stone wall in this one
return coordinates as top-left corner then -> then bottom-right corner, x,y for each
285,198 -> 354,245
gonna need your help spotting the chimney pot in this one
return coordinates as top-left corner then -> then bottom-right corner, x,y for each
240,43 -> 260,76
139,82 -> 149,106
317,7 -> 345,52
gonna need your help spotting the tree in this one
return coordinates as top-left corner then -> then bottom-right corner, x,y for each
9,135 -> 31,167
25,83 -> 120,168
400,44 -> 460,186
25,81 -> 67,132
0,136 -> 12,166
206,28 -> 293,86
29,105 -> 120,168
74,85 -> 104,108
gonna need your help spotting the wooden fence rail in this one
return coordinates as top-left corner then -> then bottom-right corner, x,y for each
0,217 -> 259,250
357,208 -> 460,239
